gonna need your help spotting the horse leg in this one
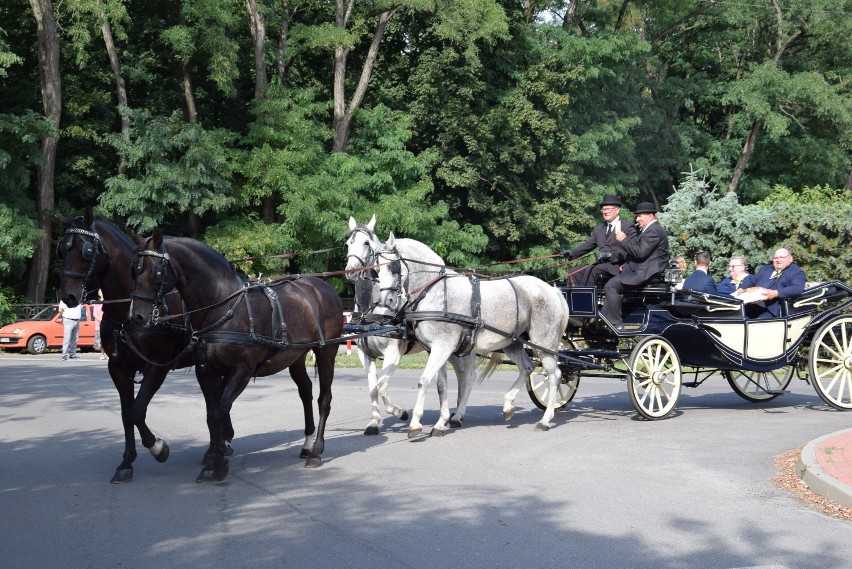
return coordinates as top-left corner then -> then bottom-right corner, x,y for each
108,362 -> 139,483
304,344 -> 336,468
196,367 -> 248,482
378,341 -> 409,420
359,347 -> 383,435
501,344 -> 536,423
447,354 -> 477,428
409,347 -> 453,439
129,366 -> 171,465
534,351 -> 563,431
288,354 -> 318,457
429,365 -> 452,437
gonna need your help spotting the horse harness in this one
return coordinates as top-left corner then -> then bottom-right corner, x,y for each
385,252 -> 524,357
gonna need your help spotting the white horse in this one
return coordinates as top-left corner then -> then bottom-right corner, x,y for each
345,216 -> 469,435
374,233 -> 570,434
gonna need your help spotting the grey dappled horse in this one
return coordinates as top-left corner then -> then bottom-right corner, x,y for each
374,233 -> 570,434
345,215 -> 470,435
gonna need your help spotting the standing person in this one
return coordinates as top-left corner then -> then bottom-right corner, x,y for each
681,251 -> 717,293
735,247 -> 806,318
93,290 -> 105,359
561,195 -> 636,285
600,202 -> 670,332
57,299 -> 82,360
716,255 -> 749,295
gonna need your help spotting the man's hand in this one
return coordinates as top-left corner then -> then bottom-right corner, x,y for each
596,251 -> 613,263
561,250 -> 573,260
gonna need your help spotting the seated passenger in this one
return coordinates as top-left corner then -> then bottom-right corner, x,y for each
600,202 -> 670,331
734,247 -> 806,318
672,256 -> 687,290
681,251 -> 717,294
716,254 -> 749,295
561,195 -> 635,285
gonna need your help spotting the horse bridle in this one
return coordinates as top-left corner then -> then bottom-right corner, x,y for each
131,239 -> 177,323
345,225 -> 381,278
376,246 -> 406,307
59,220 -> 107,301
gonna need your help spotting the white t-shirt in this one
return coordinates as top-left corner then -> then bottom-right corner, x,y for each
59,301 -> 83,320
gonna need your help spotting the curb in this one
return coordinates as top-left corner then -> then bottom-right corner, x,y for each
796,429 -> 852,509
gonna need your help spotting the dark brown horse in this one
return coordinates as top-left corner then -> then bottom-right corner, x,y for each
128,229 -> 343,481
57,209 -> 203,483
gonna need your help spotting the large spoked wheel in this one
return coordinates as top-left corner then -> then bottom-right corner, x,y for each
808,315 -> 852,410
724,367 -> 795,402
527,340 -> 580,411
627,335 -> 682,420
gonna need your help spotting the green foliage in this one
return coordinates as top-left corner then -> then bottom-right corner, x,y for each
660,167 -> 852,283
100,108 -> 237,233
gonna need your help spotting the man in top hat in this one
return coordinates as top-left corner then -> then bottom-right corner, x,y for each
561,194 -> 636,285
600,201 -> 670,331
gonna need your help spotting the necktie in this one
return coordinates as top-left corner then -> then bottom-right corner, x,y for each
770,270 -> 782,279
606,224 -> 612,236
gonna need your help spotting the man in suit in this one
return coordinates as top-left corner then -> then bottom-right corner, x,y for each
599,202 -> 670,331
681,251 -> 717,294
735,247 -> 806,318
561,195 -> 636,285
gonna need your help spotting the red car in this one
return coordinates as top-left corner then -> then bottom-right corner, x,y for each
0,304 -> 98,355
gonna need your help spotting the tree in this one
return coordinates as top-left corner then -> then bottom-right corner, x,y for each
26,0 -> 62,303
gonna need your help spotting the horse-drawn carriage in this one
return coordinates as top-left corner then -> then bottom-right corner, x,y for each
526,272 -> 852,420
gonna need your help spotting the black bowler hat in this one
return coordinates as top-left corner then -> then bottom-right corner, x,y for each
633,202 -> 658,214
600,194 -> 621,207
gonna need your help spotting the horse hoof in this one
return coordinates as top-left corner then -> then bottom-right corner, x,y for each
503,408 -> 516,421
111,468 -> 133,484
196,464 -> 230,483
407,427 -> 423,439
151,439 -> 170,463
364,426 -> 380,436
430,428 -> 447,437
449,419 -> 462,428
534,422 -> 551,432
399,410 -> 409,421
224,441 -> 234,457
304,457 -> 323,468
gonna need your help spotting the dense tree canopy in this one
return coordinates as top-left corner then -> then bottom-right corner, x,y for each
1,0 -> 850,311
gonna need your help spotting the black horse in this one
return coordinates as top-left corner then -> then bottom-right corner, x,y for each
128,229 -> 343,481
57,209 -> 202,483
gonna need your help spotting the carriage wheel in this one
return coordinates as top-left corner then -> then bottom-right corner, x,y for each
808,315 -> 852,411
627,336 -> 682,420
724,366 -> 795,402
527,340 -> 580,411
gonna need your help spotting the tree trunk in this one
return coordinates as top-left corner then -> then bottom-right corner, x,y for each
27,0 -> 62,303
332,2 -> 395,153
96,0 -> 129,174
276,0 -> 291,85
845,168 -> 852,192
727,120 -> 762,193
246,0 -> 268,100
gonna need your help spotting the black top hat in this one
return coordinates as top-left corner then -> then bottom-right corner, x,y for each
633,202 -> 657,214
600,194 -> 621,207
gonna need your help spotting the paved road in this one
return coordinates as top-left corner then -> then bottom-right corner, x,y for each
1,353 -> 850,568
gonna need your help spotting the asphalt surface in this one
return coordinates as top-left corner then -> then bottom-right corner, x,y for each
1,352 -> 850,569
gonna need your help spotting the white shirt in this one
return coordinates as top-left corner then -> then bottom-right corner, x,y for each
59,300 -> 82,320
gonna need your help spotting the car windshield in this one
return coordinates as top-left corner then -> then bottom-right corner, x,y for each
30,306 -> 60,321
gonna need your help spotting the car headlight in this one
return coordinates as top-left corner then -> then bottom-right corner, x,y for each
11,328 -> 24,335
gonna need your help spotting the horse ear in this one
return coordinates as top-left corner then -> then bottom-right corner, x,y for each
348,216 -> 357,231
57,213 -> 68,226
129,228 -> 144,245
387,232 -> 395,247
84,206 -> 94,226
152,228 -> 163,248
367,214 -> 376,231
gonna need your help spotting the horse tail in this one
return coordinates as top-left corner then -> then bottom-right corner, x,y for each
475,351 -> 503,384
